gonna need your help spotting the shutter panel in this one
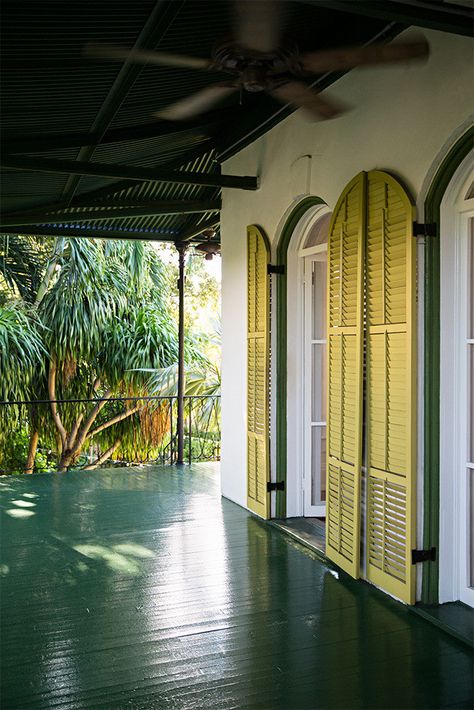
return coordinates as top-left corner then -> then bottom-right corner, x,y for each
247,225 -> 270,519
366,171 -> 417,604
326,173 -> 365,577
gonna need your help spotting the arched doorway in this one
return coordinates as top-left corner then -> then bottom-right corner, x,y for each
276,200 -> 331,524
422,127 -> 473,604
439,149 -> 474,608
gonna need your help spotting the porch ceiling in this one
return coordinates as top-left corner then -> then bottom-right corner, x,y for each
1,0 -> 472,245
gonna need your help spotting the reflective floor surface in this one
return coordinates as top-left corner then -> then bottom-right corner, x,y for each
1,463 -> 472,709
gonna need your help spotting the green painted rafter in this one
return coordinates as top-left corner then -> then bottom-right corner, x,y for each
0,200 -> 221,227
2,155 -> 258,191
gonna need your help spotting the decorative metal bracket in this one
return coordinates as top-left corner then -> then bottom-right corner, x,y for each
412,547 -> 437,564
267,264 -> 285,275
413,222 -> 437,238
267,481 -> 285,492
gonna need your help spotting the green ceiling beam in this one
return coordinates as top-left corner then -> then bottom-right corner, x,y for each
2,155 -> 258,190
68,141 -> 220,204
306,0 -> 473,37
1,224 -> 183,242
8,143 -> 219,217
0,200 -> 221,227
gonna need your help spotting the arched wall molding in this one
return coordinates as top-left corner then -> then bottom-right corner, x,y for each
422,125 -> 474,604
274,195 -> 326,518
417,115 -> 474,219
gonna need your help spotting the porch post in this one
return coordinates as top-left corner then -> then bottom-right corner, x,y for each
175,242 -> 187,465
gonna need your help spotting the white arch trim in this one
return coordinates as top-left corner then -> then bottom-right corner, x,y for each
439,148 -> 474,606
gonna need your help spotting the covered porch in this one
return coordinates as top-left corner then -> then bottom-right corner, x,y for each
1,463 -> 471,709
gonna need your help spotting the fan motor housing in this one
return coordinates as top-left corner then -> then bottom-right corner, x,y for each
213,42 -> 300,92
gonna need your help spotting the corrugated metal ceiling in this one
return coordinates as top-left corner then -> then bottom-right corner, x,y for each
1,0 -> 471,243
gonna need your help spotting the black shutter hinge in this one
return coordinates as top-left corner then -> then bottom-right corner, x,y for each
267,480 -> 285,492
413,222 -> 437,238
412,547 -> 437,564
267,264 -> 285,275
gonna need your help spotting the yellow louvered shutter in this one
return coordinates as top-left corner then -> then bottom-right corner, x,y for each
326,173 -> 365,577
365,171 -> 416,604
247,225 -> 270,519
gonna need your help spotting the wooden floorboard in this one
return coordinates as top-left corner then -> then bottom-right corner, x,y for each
0,463 -> 472,709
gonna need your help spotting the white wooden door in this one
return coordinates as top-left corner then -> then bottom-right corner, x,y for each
460,209 -> 474,607
303,250 -> 327,517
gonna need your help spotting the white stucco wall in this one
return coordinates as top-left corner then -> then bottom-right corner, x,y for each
220,28 -> 474,508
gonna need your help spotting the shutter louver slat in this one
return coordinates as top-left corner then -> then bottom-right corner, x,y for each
247,226 -> 270,519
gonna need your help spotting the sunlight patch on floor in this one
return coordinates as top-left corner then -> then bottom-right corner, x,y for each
72,542 -> 156,575
5,509 -> 36,518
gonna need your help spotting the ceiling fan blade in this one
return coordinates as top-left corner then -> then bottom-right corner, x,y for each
301,36 -> 429,74
233,0 -> 285,53
154,84 -> 238,121
85,43 -> 213,71
271,81 -> 348,120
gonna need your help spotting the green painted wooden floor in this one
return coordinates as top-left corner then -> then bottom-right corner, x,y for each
0,464 -> 472,710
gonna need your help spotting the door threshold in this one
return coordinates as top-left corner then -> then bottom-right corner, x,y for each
270,517 -> 326,560
410,601 -> 474,648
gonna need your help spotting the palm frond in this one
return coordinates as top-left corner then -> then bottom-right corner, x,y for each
0,234 -> 49,302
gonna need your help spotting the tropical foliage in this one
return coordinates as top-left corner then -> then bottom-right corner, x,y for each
0,235 -> 220,474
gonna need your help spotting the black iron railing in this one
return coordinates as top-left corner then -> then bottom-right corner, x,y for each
0,395 -> 220,475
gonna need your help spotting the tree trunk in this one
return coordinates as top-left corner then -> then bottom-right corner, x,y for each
56,400 -> 141,472
83,439 -> 122,470
48,359 -> 67,454
24,430 -> 39,474
87,403 -> 141,438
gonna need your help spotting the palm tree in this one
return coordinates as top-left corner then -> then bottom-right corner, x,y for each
0,236 -> 187,472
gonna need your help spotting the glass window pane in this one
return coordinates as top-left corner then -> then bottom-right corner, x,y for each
470,471 -> 474,588
470,218 -> 474,339
470,345 -> 474,465
312,260 -> 327,340
311,426 -> 327,505
304,212 -> 331,249
311,343 -> 326,422
320,428 -> 326,503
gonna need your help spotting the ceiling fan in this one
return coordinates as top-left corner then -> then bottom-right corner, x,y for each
86,0 -> 429,122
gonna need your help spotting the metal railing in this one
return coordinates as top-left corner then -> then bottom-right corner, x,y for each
0,395 -> 220,475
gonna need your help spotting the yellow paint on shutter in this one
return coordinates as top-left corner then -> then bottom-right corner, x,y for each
247,225 -> 270,519
326,173 -> 365,577
366,171 -> 417,604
